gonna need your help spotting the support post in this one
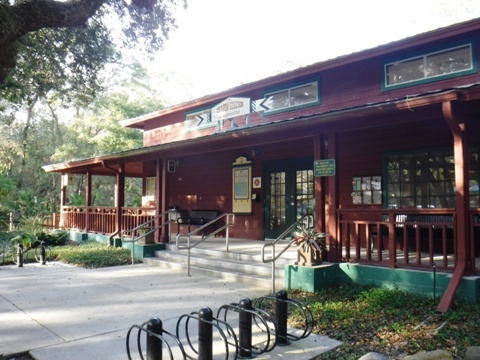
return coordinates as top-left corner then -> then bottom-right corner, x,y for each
146,317 -> 163,360
239,298 -> 253,358
198,307 -> 213,360
40,241 -> 46,265
276,290 -> 289,345
17,244 -> 23,267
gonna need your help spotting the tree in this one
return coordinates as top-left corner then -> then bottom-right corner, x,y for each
0,0 -> 185,88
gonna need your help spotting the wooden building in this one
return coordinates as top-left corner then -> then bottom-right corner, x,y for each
43,18 -> 480,308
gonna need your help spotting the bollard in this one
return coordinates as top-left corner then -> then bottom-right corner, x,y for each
239,298 -> 253,358
276,290 -> 289,345
146,317 -> 163,360
40,241 -> 46,265
198,307 -> 213,360
17,243 -> 23,268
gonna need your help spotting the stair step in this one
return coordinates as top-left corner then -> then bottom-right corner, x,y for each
143,243 -> 293,289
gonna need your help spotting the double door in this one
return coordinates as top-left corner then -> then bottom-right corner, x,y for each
264,158 -> 315,239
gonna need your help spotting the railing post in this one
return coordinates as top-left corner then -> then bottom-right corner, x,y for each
17,244 -> 23,268
146,317 -> 163,360
198,307 -> 213,360
276,290 -> 289,345
239,298 -> 253,358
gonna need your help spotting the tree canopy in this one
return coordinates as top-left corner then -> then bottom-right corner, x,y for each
0,0 -> 185,95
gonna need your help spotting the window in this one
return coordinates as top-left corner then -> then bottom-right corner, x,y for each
383,40 -> 477,90
266,80 -> 320,113
185,108 -> 214,131
384,149 -> 479,209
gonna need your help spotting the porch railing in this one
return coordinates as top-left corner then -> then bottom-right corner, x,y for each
337,209 -> 462,272
60,206 -> 156,234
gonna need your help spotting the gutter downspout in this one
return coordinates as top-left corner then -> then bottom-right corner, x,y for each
437,100 -> 469,313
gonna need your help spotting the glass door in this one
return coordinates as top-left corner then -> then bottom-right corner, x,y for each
264,158 -> 314,239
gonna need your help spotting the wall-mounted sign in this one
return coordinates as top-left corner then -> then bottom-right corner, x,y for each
314,159 -> 336,177
252,96 -> 273,112
212,97 -> 251,122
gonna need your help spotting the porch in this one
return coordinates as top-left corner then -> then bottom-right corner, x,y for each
58,206 -> 480,276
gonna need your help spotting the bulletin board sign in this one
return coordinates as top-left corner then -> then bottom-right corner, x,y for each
314,159 -> 336,177
232,156 -> 252,214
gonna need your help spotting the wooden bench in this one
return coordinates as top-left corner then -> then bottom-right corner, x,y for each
371,214 -> 454,252
176,209 -> 222,237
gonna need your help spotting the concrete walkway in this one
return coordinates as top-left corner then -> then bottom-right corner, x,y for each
0,262 -> 341,359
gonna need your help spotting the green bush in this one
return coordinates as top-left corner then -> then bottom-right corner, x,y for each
37,229 -> 69,246
51,241 -> 135,268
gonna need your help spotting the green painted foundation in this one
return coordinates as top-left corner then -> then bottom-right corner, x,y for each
285,263 -> 480,304
67,231 -> 166,259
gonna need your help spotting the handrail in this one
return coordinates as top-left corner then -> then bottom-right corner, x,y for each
261,214 -> 314,293
176,213 -> 235,276
121,210 -> 175,264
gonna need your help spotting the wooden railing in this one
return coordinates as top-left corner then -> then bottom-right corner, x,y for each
337,209 -> 479,274
337,209 -> 458,272
60,206 -> 156,235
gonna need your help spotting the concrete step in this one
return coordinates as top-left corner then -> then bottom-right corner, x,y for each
142,244 -> 290,289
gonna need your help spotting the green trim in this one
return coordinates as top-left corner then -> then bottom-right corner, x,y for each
184,106 -> 216,132
263,76 -> 321,115
381,38 -> 478,92
285,263 -> 480,304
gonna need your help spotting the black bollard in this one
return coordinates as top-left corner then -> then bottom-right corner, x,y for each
198,307 -> 213,360
276,289 -> 289,345
239,298 -> 253,358
17,243 -> 23,268
40,241 -> 46,265
146,317 -> 163,360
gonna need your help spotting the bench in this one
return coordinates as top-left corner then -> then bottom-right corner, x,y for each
177,209 -> 222,237
371,214 -> 454,252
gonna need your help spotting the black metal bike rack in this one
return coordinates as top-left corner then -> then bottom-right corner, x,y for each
253,289 -> 314,345
126,317 -> 186,360
126,291 -> 312,359
216,297 -> 276,358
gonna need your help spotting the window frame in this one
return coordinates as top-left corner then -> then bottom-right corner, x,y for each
382,39 -> 478,91
184,106 -> 214,132
263,77 -> 321,115
383,147 -> 480,209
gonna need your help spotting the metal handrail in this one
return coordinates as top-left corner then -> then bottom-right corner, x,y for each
261,214 -> 314,293
176,213 -> 235,276
121,209 -> 175,264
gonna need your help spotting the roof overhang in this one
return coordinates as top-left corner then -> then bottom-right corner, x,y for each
43,84 -> 480,176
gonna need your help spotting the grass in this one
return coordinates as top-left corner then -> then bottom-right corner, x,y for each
287,285 -> 480,359
50,241 -> 136,268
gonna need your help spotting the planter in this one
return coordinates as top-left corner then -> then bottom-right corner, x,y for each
138,230 -> 155,244
295,243 -> 323,266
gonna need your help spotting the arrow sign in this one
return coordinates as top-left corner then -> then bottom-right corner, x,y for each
252,96 -> 273,112
195,113 -> 211,126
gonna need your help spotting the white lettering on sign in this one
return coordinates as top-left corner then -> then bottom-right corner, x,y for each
212,97 -> 251,122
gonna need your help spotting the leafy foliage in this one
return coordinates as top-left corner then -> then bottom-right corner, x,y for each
51,241 -> 136,268
289,285 -> 480,359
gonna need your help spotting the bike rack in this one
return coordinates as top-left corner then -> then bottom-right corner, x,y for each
253,290 -> 314,345
126,291 -> 312,359
176,307 -> 238,360
126,317 -> 186,360
216,298 -> 276,358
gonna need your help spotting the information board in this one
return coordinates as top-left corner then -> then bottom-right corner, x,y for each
314,159 -> 336,177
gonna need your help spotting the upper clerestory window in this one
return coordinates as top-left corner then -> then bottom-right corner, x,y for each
383,40 -> 477,91
265,80 -> 320,113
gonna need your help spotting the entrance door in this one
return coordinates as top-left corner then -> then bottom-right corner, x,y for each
264,158 -> 315,239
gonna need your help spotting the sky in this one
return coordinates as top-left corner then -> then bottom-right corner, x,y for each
150,0 -> 480,104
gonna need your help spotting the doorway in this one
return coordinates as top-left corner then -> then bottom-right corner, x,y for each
264,157 -> 314,239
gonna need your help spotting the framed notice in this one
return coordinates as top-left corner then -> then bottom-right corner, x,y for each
234,168 -> 250,200
352,176 -> 382,205
232,156 -> 252,214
